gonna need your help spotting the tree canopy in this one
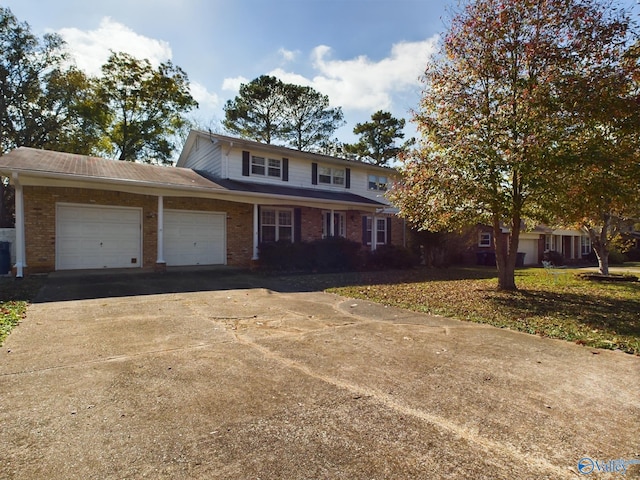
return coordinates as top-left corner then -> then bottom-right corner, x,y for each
550,34 -> 640,275
389,0 -> 634,290
0,7 -> 96,155
94,52 -> 198,164
223,75 -> 344,151
344,110 -> 409,166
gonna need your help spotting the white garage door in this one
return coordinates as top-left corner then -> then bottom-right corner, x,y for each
164,210 -> 226,266
518,238 -> 538,266
56,204 -> 142,270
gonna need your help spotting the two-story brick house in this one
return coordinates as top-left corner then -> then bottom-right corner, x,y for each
0,131 -> 405,276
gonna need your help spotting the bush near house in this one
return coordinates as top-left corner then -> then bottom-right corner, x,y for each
258,237 -> 418,272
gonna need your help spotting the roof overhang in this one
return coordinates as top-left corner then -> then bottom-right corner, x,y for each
4,168 -> 383,212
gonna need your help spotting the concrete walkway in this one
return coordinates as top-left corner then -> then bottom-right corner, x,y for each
1,270 -> 638,479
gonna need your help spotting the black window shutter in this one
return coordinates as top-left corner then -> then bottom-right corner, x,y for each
345,168 -> 351,189
282,158 -> 289,181
386,217 -> 392,244
294,208 -> 302,242
242,151 -> 250,176
311,163 -> 318,185
362,216 -> 368,245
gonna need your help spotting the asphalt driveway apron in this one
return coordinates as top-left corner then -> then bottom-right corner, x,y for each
1,270 -> 638,479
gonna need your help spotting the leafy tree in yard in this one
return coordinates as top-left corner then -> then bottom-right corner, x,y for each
344,110 -> 410,166
94,51 -> 198,164
389,0 -> 631,290
0,7 -> 101,155
552,36 -> 640,275
223,75 -> 286,144
281,84 -> 344,151
223,75 -> 344,151
0,7 -> 105,226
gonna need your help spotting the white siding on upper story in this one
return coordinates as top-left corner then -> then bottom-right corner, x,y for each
225,145 -> 393,205
177,131 -> 395,206
180,136 -> 221,176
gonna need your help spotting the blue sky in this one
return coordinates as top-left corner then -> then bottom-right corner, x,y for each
3,0 -> 452,143
3,0 -> 639,145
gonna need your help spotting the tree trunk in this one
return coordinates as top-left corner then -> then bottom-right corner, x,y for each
586,214 -> 611,276
588,228 -> 610,276
493,215 -> 518,291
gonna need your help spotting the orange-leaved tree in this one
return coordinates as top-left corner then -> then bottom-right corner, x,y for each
389,0 -> 633,290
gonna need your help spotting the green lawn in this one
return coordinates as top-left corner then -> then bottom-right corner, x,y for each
0,276 -> 45,346
318,266 -> 640,355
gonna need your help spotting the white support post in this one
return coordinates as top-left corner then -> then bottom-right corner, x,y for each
12,173 -> 25,277
371,215 -> 377,251
156,196 -> 165,265
252,204 -> 259,260
329,209 -> 335,237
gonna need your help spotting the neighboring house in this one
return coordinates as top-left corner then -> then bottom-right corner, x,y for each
474,224 -> 591,266
0,131 -> 405,276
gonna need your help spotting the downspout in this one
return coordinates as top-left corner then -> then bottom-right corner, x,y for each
156,196 -> 165,265
12,173 -> 25,277
252,203 -> 259,260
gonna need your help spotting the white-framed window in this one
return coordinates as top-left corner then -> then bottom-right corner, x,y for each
252,156 -> 281,178
261,208 -> 292,242
478,231 -> 492,247
318,166 -> 345,185
322,211 -> 346,238
365,216 -> 387,245
581,236 -> 592,255
545,234 -> 555,252
368,174 -> 388,191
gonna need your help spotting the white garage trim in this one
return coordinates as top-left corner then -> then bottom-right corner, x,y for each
163,209 -> 226,266
56,203 -> 142,270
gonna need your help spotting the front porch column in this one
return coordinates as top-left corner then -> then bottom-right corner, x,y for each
156,195 -> 165,266
371,215 -> 377,251
12,173 -> 25,277
329,209 -> 335,236
252,203 -> 259,260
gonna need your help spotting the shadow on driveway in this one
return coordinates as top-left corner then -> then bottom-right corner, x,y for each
34,266 -> 500,303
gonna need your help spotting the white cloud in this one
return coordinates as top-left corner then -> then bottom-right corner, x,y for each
278,48 -> 298,63
57,17 -> 173,76
190,82 -> 220,111
221,76 -> 249,93
308,37 -> 439,111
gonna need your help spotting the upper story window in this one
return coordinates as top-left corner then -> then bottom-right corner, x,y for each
478,231 -> 491,247
318,166 -> 345,186
368,174 -> 388,191
252,156 -> 281,178
242,151 -> 289,181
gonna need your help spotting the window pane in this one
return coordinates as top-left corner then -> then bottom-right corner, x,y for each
267,158 -> 281,177
278,226 -> 292,242
332,169 -> 345,185
378,176 -> 387,191
251,156 -> 265,176
262,226 -> 276,242
318,167 -> 332,184
278,211 -> 292,226
261,210 -> 275,225
376,219 -> 386,244
368,175 -> 378,190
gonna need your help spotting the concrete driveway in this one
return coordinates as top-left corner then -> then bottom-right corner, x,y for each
1,269 -> 639,479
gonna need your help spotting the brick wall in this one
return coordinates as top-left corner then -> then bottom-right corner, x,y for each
22,186 -> 253,272
22,185 -> 408,273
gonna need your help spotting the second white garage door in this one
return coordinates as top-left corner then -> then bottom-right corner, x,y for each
164,210 -> 226,266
